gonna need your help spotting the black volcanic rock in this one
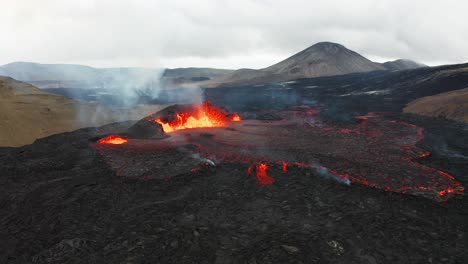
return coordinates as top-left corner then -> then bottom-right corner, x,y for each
2,68 -> 468,262
0,111 -> 467,263
127,118 -> 165,139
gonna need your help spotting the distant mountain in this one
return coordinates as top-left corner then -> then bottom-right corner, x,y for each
382,59 -> 427,71
0,43 -> 427,89
203,42 -> 426,87
0,62 -> 162,89
404,87 -> 468,122
162,68 -> 233,79
265,42 -> 385,77
0,62 -> 233,89
0,62 -> 100,82
159,67 -> 234,87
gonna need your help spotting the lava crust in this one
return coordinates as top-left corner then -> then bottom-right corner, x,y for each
96,105 -> 463,201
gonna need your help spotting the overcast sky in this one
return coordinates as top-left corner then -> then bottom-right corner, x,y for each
1,0 -> 467,69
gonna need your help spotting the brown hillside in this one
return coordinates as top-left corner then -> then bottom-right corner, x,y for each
403,87 -> 468,122
0,76 -> 164,147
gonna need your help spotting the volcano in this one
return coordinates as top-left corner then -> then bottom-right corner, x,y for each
263,42 -> 385,78
203,42 -> 425,87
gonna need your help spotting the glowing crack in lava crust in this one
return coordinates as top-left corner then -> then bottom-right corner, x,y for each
98,135 -> 128,145
95,104 -> 464,202
155,101 -> 231,133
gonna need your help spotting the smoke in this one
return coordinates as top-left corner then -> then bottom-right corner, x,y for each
426,134 -> 468,161
149,83 -> 205,106
314,166 -> 351,185
60,66 -> 206,127
0,61 -> 209,128
101,67 -> 164,106
190,153 -> 216,166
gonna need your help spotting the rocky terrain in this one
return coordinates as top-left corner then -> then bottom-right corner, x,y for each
1,40 -> 466,263
2,61 -> 468,262
404,87 -> 468,122
204,62 -> 468,123
0,98 -> 466,263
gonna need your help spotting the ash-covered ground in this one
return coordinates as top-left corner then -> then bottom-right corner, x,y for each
1,81 -> 468,263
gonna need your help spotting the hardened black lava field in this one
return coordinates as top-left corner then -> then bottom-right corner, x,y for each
1,75 -> 468,263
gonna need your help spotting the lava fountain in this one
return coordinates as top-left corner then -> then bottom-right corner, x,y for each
230,113 -> 243,122
155,101 -> 240,133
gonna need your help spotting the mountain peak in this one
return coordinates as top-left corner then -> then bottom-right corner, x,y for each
382,59 -> 427,71
301,42 -> 348,55
262,41 -> 384,78
310,41 -> 346,49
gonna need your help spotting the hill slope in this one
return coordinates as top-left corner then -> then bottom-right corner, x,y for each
0,76 -> 163,147
382,59 -> 427,71
404,87 -> 468,122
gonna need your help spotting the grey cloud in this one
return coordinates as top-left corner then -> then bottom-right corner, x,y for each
0,0 -> 467,68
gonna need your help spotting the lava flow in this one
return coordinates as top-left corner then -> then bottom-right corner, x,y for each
249,163 -> 275,185
282,161 -> 288,172
96,104 -> 464,202
155,101 -> 241,133
98,135 -> 128,145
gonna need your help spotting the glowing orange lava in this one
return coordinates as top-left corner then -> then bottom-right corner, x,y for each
231,113 -> 242,122
98,135 -> 128,145
155,101 -> 242,133
282,161 -> 288,172
256,163 -> 275,185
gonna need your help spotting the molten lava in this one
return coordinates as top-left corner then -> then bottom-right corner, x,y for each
97,104 -> 463,201
155,101 -> 242,133
255,163 -> 275,185
98,135 -> 128,145
282,161 -> 288,172
230,113 -> 242,122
